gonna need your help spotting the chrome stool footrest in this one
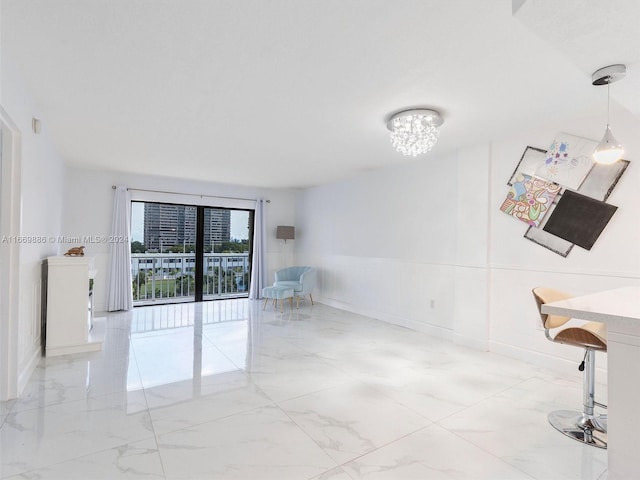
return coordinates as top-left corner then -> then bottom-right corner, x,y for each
548,410 -> 607,449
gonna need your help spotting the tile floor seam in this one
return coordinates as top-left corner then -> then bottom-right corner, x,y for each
432,374 -> 609,479
346,380 -> 439,424
139,366 -> 169,480
128,332 -> 144,386
150,399 -> 279,437
8,386 -> 145,417
0,429 -> 160,479
427,423 -> 540,480
424,376 -> 535,426
251,374 -> 355,405
431,379 -> 608,480
275,386 -> 438,476
273,402 -> 343,476
261,383 -> 333,405
0,400 -> 16,419
0,437 -> 165,480
327,423 -> 436,471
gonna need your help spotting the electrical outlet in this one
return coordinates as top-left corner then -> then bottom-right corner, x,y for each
430,299 -> 435,309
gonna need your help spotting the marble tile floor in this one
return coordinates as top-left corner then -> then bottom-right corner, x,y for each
0,300 -> 608,479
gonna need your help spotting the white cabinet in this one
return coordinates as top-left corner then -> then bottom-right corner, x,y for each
43,256 -> 102,356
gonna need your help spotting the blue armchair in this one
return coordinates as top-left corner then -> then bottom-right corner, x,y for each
274,266 -> 316,307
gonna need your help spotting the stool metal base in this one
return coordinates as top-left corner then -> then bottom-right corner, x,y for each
548,410 -> 607,449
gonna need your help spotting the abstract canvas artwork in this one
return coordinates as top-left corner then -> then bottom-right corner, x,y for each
502,137 -> 630,257
534,133 -> 597,189
500,173 -> 561,227
542,190 -> 618,250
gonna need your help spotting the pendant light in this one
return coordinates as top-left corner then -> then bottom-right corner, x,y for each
592,64 -> 626,165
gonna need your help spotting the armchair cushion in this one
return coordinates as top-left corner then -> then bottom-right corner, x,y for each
274,266 -> 316,296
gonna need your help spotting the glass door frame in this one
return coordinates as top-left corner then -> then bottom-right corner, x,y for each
130,200 -> 254,306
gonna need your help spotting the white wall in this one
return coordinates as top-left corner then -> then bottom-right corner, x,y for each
294,148 -> 476,342
0,61 -> 66,398
295,106 -> 640,372
62,167 -> 298,312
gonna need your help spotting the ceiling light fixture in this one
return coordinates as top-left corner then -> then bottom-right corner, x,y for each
386,108 -> 444,157
592,64 -> 626,165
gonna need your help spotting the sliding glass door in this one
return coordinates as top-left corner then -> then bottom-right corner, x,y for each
130,202 -> 252,305
202,207 -> 252,300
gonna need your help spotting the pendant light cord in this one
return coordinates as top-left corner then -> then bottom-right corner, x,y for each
606,77 -> 611,126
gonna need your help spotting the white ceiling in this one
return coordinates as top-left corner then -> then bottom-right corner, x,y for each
2,0 -> 639,188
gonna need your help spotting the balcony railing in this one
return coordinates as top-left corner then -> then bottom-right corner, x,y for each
131,253 -> 250,305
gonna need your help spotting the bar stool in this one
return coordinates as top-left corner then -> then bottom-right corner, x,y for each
532,287 -> 607,448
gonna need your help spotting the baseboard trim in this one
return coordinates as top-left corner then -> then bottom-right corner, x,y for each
316,296 -> 454,342
453,333 -> 489,351
17,345 -> 40,395
489,340 -> 607,378
316,297 -> 492,349
46,341 -> 102,357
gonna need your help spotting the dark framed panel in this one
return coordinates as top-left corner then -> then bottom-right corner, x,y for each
542,190 -> 618,250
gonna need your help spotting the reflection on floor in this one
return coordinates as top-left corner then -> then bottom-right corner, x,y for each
0,300 -> 608,479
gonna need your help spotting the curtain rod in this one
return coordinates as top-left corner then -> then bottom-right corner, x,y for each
112,185 -> 269,203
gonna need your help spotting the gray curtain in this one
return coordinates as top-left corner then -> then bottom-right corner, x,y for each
248,199 -> 267,299
107,186 -> 133,311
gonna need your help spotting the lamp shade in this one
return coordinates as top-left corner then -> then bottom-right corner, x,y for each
591,65 -> 626,165
276,226 -> 295,240
593,125 -> 624,165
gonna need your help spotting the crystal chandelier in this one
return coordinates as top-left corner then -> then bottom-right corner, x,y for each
387,108 -> 444,156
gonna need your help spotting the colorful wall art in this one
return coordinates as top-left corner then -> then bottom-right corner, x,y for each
501,138 -> 630,257
523,158 -> 630,256
500,173 -> 560,227
533,133 -> 597,189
